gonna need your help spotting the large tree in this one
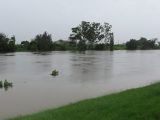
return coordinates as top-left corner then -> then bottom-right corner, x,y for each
69,21 -> 114,50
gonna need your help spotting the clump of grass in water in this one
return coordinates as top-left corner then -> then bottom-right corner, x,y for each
51,70 -> 59,76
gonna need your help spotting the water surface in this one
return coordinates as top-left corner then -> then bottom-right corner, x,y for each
0,50 -> 160,119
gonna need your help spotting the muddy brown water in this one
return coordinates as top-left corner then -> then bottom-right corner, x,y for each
0,50 -> 160,119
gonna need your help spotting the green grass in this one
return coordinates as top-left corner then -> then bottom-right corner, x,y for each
9,82 -> 160,120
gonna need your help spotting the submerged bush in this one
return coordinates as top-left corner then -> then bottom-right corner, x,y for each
4,80 -> 12,88
0,80 -> 13,90
0,81 -> 3,88
51,70 -> 59,76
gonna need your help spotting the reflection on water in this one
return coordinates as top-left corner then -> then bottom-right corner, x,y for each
0,85 -> 13,91
0,53 -> 15,57
32,52 -> 53,55
0,50 -> 160,119
70,51 -> 114,83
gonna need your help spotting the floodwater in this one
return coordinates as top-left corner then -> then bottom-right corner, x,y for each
0,50 -> 160,119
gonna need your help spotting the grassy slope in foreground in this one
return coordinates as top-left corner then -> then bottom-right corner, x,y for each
10,83 -> 160,120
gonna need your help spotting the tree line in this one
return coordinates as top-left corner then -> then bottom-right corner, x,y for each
126,37 -> 158,50
0,21 -> 159,52
0,21 -> 114,52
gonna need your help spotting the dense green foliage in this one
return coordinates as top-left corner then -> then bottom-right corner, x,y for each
69,21 -> 114,51
29,32 -> 53,51
0,33 -> 16,52
36,32 -> 53,51
126,37 -> 158,50
16,32 -> 54,51
9,82 -> 160,120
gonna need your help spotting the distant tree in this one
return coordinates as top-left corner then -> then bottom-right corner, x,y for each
103,23 -> 114,50
109,33 -> 114,51
29,40 -> 38,51
17,40 -> 30,51
137,37 -> 157,50
0,33 -> 8,51
0,33 -> 16,52
8,35 -> 16,51
21,41 -> 30,49
69,21 -> 90,50
69,21 -> 114,50
149,38 -> 158,49
103,23 -> 112,43
126,39 -> 138,50
126,37 -> 157,50
31,32 -> 53,51
137,37 -> 148,50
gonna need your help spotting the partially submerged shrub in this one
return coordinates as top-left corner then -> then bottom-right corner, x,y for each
0,80 -> 13,90
51,70 -> 59,76
4,80 -> 13,88
0,81 -> 3,88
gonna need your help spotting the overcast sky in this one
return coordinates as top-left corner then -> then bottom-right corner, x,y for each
0,0 -> 160,43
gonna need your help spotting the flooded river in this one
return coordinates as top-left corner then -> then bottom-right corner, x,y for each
0,50 -> 160,119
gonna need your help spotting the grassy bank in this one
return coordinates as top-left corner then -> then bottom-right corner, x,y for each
9,83 -> 160,120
